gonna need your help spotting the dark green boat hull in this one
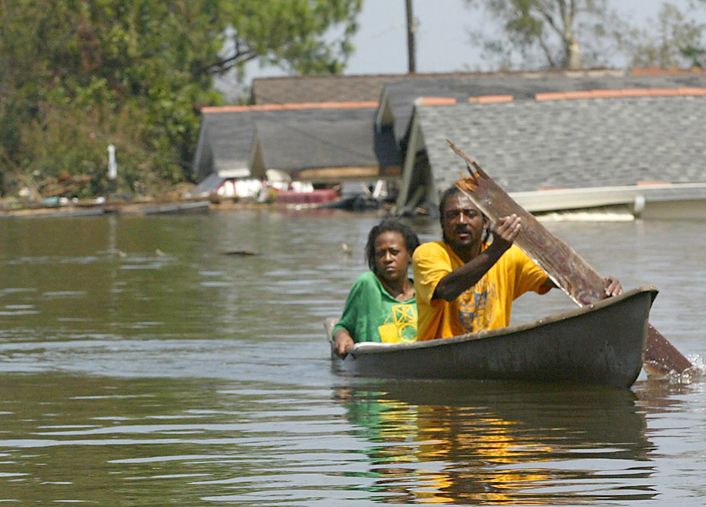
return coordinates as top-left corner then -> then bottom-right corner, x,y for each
328,286 -> 657,388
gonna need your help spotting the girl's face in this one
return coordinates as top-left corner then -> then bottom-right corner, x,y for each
373,231 -> 411,285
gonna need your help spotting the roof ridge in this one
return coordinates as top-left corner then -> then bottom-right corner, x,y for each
250,68 -> 628,83
630,66 -> 706,76
414,97 -> 457,106
535,87 -> 706,101
201,101 -> 378,113
469,95 -> 514,104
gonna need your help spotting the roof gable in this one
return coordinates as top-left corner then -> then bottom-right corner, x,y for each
193,102 -> 382,180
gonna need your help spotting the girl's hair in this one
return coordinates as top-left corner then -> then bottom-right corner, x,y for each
365,218 -> 420,273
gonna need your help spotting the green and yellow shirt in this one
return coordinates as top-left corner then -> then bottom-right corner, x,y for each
333,271 -> 417,344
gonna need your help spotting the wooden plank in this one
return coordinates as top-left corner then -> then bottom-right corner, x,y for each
447,139 -> 692,376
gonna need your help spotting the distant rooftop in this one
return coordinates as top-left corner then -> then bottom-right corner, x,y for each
377,70 -> 706,144
250,73 -> 402,104
249,68 -> 644,105
248,111 -> 401,181
196,68 -> 706,205
193,102 -> 384,181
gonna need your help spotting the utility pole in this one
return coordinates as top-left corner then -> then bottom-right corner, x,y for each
405,0 -> 417,73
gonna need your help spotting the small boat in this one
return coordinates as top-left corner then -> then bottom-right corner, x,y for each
327,286 -> 658,388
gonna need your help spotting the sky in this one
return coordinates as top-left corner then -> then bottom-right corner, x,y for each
341,0 -> 673,74
224,0 -> 702,96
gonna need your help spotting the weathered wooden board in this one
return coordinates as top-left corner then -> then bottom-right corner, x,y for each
447,139 -> 692,376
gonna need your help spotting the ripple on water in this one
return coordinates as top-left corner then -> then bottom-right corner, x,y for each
0,306 -> 39,317
6,256 -> 101,265
0,288 -> 37,296
41,291 -> 86,299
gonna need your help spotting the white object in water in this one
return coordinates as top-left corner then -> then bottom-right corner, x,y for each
107,144 -> 117,180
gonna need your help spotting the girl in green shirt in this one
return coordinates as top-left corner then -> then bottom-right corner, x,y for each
333,219 -> 420,358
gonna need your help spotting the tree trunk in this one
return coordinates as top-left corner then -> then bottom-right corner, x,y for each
561,0 -> 581,69
564,32 -> 582,69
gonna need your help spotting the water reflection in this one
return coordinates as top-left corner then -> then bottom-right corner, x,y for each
0,371 -> 664,506
335,380 -> 655,505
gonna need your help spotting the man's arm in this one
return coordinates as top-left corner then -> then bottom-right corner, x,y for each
433,241 -> 511,301
434,215 -> 521,301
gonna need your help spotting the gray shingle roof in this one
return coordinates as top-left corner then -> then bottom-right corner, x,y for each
418,96 -> 706,195
251,109 -> 400,172
193,107 -> 390,180
193,111 -> 254,180
250,69 -> 698,106
250,74 -> 403,104
382,72 -> 706,144
249,70 -> 623,106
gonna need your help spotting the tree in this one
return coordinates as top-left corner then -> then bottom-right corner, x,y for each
217,0 -> 362,75
620,2 -> 706,68
464,0 -> 619,70
0,0 -> 362,198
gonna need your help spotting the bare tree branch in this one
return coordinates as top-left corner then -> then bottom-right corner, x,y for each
538,34 -> 558,66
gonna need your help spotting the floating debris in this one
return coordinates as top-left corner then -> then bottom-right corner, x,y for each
222,250 -> 259,256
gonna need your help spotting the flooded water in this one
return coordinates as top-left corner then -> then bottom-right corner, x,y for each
0,209 -> 704,505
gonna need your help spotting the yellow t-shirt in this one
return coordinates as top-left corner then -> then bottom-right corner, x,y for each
412,241 -> 550,340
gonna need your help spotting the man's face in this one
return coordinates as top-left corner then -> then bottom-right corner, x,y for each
441,192 -> 485,251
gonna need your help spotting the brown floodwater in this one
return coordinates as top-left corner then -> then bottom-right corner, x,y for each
0,209 -> 704,505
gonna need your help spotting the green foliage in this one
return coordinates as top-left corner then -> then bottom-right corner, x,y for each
224,0 -> 361,74
621,3 -> 706,68
0,0 -> 362,198
465,0 -> 706,71
464,0 -> 617,70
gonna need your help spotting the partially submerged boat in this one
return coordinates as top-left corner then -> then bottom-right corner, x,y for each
327,286 -> 658,389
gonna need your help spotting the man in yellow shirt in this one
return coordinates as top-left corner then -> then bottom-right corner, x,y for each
413,186 -> 622,341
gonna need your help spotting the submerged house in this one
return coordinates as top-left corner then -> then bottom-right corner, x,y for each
193,68 -> 706,216
191,106 -> 254,197
248,107 -> 401,183
374,70 -> 706,218
191,102 -> 399,199
192,73 -> 413,199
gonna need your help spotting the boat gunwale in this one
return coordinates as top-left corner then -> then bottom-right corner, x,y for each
343,285 -> 658,356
